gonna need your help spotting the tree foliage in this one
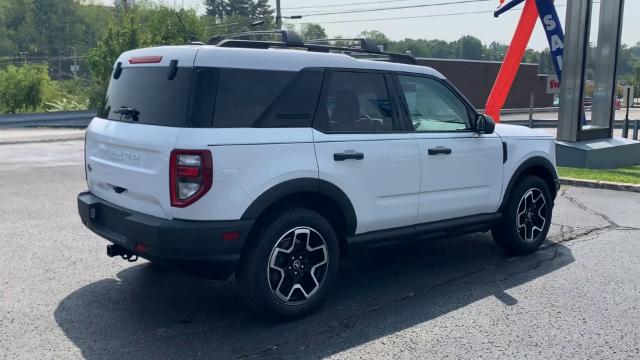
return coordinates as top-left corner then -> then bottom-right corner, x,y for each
204,0 -> 273,22
0,64 -> 51,113
300,24 -> 327,41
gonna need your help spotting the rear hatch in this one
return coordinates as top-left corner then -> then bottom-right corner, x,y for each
85,46 -> 205,219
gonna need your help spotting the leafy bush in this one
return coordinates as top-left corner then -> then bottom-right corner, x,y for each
46,79 -> 90,111
0,64 -> 52,114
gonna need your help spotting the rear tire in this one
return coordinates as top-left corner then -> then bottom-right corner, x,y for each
492,175 -> 553,256
237,208 -> 340,321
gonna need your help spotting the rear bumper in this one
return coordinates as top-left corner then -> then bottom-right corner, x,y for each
77,192 -> 254,279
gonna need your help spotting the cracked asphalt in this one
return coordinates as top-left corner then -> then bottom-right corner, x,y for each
1,140 -> 640,359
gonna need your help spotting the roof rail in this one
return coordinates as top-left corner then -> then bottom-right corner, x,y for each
306,38 -> 381,54
207,30 -> 304,47
210,30 -> 418,65
305,43 -> 417,65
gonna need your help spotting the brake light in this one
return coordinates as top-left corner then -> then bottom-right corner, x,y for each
170,149 -> 213,208
129,55 -> 163,64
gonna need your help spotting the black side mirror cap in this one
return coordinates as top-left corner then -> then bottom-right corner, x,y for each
476,114 -> 495,134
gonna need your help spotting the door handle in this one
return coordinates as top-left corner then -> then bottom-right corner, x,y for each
428,147 -> 452,155
334,152 -> 365,161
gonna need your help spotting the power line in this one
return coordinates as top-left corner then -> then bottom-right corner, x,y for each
295,2 -> 572,25
299,9 -> 498,24
282,0 -> 427,11
285,0 -> 494,18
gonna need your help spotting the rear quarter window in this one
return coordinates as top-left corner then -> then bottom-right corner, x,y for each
213,68 -> 324,128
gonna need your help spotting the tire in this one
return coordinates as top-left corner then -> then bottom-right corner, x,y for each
492,175 -> 553,256
237,207 -> 340,321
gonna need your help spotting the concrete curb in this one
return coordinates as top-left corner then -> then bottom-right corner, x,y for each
0,136 -> 85,145
560,177 -> 640,193
0,131 -> 85,145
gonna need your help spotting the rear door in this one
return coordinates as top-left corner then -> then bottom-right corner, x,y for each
313,70 -> 420,235
85,47 -> 201,219
394,74 -> 503,224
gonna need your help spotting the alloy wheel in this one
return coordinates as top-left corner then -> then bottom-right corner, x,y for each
516,188 -> 547,242
267,227 -> 329,305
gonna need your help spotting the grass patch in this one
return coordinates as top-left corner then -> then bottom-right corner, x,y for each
558,165 -> 640,185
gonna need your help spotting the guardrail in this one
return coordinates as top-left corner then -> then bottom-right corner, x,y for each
0,110 -> 95,128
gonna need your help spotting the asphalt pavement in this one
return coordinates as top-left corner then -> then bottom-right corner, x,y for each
1,140 -> 639,359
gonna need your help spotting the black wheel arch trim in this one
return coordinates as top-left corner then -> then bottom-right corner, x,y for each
500,156 -> 559,211
241,178 -> 358,236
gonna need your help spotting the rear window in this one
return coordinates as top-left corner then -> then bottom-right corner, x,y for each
99,67 -> 196,127
99,66 -> 325,128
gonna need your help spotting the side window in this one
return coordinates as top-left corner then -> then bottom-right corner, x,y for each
318,71 -> 395,132
397,75 -> 472,132
213,69 -> 296,128
254,68 -> 325,128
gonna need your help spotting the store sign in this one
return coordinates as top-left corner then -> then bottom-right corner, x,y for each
546,75 -> 560,94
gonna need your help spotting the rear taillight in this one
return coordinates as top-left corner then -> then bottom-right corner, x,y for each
170,149 -> 213,208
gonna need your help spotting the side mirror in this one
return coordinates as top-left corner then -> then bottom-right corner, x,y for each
476,114 -> 495,134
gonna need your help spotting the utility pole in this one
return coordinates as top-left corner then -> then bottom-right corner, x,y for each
275,0 -> 282,29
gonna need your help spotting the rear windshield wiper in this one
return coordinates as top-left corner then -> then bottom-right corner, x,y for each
114,107 -> 140,121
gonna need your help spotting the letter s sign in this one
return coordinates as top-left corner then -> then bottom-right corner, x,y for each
536,0 -> 564,80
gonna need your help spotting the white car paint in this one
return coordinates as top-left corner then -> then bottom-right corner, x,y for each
313,130 -> 421,234
85,118 -> 182,219
86,45 -> 557,236
413,131 -> 504,224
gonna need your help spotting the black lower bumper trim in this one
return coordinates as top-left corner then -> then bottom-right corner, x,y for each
77,192 -> 254,279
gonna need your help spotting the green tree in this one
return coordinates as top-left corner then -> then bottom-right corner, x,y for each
300,23 -> 326,41
358,30 -> 390,49
204,0 -> 272,21
538,49 -> 555,74
0,64 -> 52,113
87,8 -> 150,108
633,65 -> 640,98
456,35 -> 483,60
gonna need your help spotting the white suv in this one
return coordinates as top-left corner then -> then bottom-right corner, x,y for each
78,31 -> 559,320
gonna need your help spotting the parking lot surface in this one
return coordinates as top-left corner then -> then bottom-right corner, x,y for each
1,140 -> 639,359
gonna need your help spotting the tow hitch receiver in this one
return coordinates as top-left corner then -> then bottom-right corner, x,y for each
107,244 -> 138,262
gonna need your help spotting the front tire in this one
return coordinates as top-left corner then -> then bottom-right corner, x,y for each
237,208 -> 340,321
492,175 -> 553,255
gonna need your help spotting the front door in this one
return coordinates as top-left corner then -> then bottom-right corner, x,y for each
313,70 -> 421,235
394,74 -> 503,224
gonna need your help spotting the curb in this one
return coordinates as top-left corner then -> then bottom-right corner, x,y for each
560,177 -> 640,193
0,134 -> 85,145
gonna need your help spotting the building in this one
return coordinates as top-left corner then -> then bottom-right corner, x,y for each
417,58 -> 554,110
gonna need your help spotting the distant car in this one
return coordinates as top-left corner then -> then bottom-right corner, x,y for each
77,30 -> 559,320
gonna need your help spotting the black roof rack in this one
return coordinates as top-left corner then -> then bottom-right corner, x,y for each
207,30 -> 418,65
207,30 -> 304,47
306,38 -> 381,53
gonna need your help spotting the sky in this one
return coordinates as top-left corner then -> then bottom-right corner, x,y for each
110,0 -> 640,51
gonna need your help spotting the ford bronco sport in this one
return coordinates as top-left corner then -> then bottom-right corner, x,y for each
78,30 -> 559,320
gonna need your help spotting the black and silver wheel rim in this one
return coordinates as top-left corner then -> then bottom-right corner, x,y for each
267,227 -> 329,305
516,188 -> 547,242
